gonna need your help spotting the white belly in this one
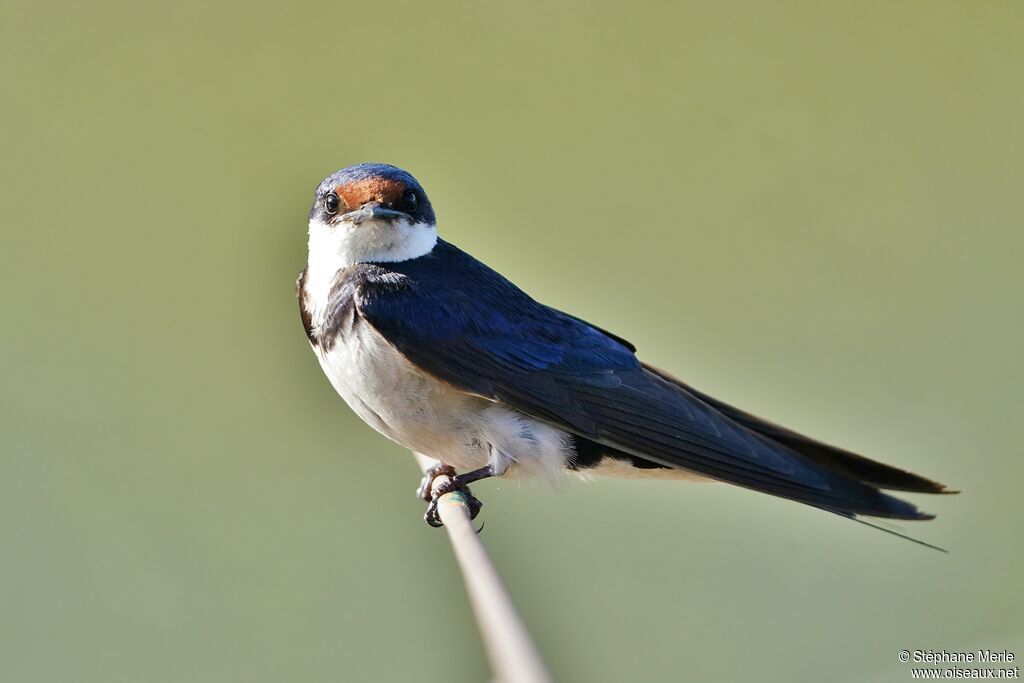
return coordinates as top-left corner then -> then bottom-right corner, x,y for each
313,320 -> 570,480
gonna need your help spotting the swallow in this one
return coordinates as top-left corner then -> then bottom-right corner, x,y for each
297,163 -> 953,543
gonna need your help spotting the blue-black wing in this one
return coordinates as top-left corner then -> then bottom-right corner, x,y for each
357,241 -> 935,520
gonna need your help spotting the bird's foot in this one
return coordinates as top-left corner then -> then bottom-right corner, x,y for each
416,463 -> 457,502
423,478 -> 484,528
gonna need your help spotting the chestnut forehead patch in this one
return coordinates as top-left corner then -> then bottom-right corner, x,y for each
334,177 -> 407,210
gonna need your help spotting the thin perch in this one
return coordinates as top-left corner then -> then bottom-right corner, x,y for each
413,452 -> 553,683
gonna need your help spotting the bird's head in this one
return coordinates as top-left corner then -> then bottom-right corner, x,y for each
307,163 -> 437,267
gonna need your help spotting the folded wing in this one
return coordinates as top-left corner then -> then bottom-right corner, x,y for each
357,243 -> 941,520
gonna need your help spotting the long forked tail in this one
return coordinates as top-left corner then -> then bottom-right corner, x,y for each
643,363 -> 956,496
640,363 -> 956,549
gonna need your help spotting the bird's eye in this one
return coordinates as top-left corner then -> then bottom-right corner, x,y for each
402,190 -> 418,211
324,193 -> 341,214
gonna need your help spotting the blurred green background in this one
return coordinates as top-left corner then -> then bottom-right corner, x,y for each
2,1 -> 1021,681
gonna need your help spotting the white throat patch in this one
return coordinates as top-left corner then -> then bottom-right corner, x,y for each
304,216 -> 437,322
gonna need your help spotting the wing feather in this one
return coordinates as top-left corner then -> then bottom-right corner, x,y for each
356,242 -> 937,519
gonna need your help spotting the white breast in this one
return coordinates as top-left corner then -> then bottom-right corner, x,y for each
313,318 -> 571,481
304,213 -> 571,482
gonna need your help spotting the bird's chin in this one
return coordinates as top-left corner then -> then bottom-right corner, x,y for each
308,216 -> 438,267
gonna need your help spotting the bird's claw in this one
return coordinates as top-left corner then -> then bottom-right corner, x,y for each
423,478 -> 483,528
416,463 -> 456,502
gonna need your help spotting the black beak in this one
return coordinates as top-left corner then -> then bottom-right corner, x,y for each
344,201 -> 407,224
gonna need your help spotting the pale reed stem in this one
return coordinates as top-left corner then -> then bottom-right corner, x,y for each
412,452 -> 553,683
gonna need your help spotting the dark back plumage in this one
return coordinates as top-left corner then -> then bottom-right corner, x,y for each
331,240 -> 945,522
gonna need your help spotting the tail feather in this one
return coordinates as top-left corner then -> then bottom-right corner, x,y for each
821,507 -> 949,552
643,363 -> 954,494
